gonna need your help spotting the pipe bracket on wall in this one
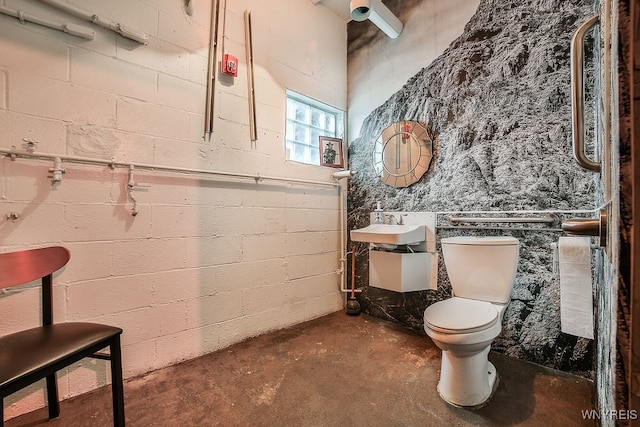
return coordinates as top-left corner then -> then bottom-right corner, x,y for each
570,14 -> 600,172
48,157 -> 65,185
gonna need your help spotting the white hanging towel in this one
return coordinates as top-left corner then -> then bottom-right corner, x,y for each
558,236 -> 594,339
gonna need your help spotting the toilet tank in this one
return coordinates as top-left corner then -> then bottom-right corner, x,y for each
441,236 -> 520,304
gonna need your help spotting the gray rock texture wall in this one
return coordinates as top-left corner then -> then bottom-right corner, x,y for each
347,0 -> 598,376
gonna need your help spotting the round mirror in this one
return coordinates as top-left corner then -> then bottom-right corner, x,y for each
372,121 -> 434,188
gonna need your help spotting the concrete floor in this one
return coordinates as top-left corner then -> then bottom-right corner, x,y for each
6,311 -> 595,426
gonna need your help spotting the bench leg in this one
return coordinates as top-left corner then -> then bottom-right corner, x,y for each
111,336 -> 125,427
45,374 -> 60,419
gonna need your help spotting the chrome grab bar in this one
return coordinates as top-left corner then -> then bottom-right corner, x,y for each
570,14 -> 600,172
448,213 -> 559,225
561,206 -> 608,247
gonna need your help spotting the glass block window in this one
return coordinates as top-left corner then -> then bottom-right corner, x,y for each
285,89 -> 344,165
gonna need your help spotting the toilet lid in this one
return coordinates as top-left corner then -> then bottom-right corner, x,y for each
424,297 -> 499,333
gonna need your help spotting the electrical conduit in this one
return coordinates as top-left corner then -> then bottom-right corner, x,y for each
0,5 -> 94,40
36,0 -> 148,44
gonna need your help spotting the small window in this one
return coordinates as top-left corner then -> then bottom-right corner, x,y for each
285,89 -> 344,166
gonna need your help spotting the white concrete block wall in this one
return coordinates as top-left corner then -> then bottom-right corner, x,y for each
0,0 -> 347,420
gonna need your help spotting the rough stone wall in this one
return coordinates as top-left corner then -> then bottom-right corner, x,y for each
347,0 -> 599,375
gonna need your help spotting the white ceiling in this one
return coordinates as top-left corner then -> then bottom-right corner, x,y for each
312,0 -> 351,21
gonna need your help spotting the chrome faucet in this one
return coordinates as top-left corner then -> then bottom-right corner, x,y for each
385,214 -> 408,225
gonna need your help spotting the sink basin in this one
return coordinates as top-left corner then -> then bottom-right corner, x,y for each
350,224 -> 426,246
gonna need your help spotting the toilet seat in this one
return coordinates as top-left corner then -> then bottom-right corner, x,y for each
424,297 -> 499,334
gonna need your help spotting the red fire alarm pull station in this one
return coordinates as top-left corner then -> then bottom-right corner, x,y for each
222,54 -> 238,77
402,123 -> 412,140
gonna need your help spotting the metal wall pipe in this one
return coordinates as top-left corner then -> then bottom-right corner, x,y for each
245,10 -> 257,142
0,5 -> 94,40
204,0 -> 220,137
36,0 -> 148,44
0,147 -> 339,189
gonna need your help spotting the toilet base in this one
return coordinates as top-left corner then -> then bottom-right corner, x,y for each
436,346 -> 498,407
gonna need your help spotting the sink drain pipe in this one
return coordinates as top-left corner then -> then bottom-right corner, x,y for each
331,170 -> 359,294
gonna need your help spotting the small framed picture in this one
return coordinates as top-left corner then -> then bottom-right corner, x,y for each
319,136 -> 344,168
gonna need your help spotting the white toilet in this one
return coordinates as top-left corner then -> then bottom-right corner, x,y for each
423,236 -> 519,407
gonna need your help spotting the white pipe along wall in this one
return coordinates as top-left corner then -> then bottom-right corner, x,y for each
0,0 -> 347,420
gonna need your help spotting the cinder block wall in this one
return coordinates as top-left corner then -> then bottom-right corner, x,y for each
0,0 -> 346,419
